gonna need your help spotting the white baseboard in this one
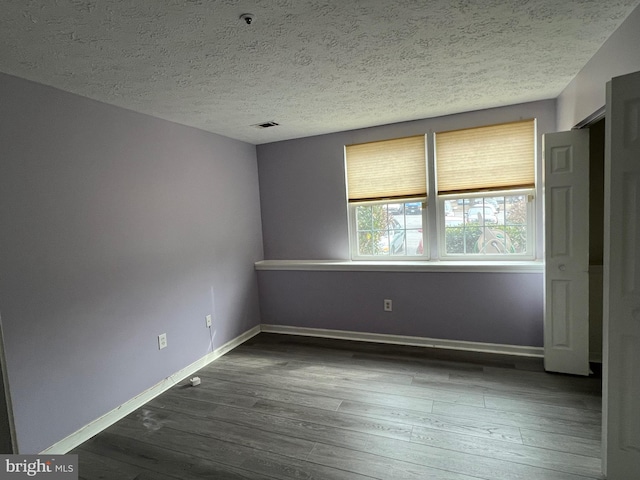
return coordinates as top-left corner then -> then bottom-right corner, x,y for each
41,325 -> 261,454
260,324 -> 544,358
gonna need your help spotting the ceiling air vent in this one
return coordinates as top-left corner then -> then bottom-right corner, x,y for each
253,121 -> 279,129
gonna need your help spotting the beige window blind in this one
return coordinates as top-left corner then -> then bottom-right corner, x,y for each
346,135 -> 426,202
435,119 -> 535,195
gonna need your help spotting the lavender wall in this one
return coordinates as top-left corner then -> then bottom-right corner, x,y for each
0,73 -> 263,453
258,271 -> 543,347
255,102 -> 552,348
556,3 -> 640,130
257,100 -> 555,260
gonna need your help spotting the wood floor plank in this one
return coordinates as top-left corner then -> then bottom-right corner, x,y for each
192,377 -> 344,411
250,398 -> 414,442
410,425 -> 602,478
447,372 -> 602,403
77,447 -> 181,480
160,383 -> 260,409
276,359 -> 418,385
125,406 -> 317,458
151,394 -> 409,454
520,428 -> 602,458
338,400 -> 523,443
93,425 -> 375,480
307,440 -> 601,480
414,374 -> 602,411
336,399 -> 436,424
208,355 -> 290,370
180,372 -> 436,415
201,363 -> 486,407
306,442 -> 480,480
217,358 -> 424,399
350,352 -> 491,373
431,402 -> 601,440
77,434 -> 278,480
480,367 -> 602,394
483,395 -> 601,424
231,342 -> 483,378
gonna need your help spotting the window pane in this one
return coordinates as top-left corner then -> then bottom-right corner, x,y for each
356,204 -> 386,255
402,201 -> 423,255
503,194 -> 528,253
444,194 -> 529,255
354,201 -> 423,257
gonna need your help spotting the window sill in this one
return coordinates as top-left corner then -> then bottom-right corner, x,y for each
255,259 -> 544,273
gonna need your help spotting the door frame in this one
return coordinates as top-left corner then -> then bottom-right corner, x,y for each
0,316 -> 17,453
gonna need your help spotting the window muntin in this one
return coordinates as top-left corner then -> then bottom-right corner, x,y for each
351,200 -> 425,258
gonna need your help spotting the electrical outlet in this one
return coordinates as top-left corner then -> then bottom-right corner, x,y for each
384,299 -> 393,312
158,333 -> 167,350
205,314 -> 212,327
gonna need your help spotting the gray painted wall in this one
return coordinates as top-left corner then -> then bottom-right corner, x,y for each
556,3 -> 640,130
0,73 -> 264,453
256,101 -> 554,348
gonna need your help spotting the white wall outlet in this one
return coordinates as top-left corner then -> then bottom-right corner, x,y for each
158,333 -> 167,350
205,314 -> 212,327
384,299 -> 393,312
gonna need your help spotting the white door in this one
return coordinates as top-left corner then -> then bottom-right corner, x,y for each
603,70 -> 640,478
543,130 -> 590,376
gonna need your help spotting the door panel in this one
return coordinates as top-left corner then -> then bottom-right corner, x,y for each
550,279 -> 571,346
543,130 -> 590,376
550,186 -> 572,256
621,174 -> 639,294
604,70 -> 640,477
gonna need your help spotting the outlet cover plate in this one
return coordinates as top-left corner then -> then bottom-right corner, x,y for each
206,314 -> 212,327
158,333 -> 167,350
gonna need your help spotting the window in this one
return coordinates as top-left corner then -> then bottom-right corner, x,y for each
346,136 -> 427,259
435,120 -> 536,259
345,120 -> 536,260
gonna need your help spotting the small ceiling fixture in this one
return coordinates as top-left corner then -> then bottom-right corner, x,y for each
253,121 -> 279,129
240,13 -> 255,25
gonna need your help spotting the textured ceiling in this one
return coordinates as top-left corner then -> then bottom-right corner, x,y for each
1,0 -> 638,144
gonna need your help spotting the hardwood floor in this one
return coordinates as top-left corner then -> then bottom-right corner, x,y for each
73,333 -> 603,479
